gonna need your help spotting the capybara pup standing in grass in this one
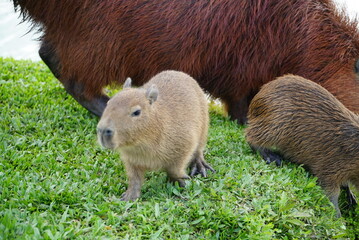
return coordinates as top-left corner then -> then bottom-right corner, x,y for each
97,70 -> 213,201
246,75 -> 359,217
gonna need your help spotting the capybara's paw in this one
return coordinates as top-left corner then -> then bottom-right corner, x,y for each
260,149 -> 283,166
177,179 -> 187,188
169,175 -> 190,188
189,158 -> 215,177
348,194 -> 358,208
343,186 -> 358,208
120,189 -> 140,201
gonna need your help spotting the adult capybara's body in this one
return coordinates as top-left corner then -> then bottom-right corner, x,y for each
13,0 -> 359,124
97,70 -> 212,201
246,74 -> 359,217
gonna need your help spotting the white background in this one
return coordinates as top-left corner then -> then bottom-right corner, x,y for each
0,0 -> 358,61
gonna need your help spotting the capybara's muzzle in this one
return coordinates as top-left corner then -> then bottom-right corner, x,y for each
97,127 -> 115,149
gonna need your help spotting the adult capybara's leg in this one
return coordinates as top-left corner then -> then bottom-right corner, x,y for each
39,40 -> 109,116
225,92 -> 256,125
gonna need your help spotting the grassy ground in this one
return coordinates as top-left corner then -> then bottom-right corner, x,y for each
0,58 -> 358,239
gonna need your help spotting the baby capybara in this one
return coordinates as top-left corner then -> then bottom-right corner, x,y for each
97,70 -> 213,201
246,74 -> 359,217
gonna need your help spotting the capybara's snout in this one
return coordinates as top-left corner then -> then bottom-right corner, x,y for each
97,126 -> 115,149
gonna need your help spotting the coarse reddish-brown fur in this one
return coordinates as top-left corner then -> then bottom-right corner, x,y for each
13,0 -> 359,123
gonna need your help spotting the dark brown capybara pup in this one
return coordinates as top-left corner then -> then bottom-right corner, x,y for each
246,74 -> 359,217
97,70 -> 213,201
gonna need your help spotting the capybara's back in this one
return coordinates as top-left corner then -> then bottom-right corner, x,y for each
14,0 -> 359,124
245,74 -> 359,217
97,70 -> 212,201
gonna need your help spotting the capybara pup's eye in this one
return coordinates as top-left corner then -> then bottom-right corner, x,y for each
131,109 -> 141,117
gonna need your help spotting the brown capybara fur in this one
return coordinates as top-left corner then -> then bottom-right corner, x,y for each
13,0 -> 359,124
97,70 -> 212,201
245,74 -> 359,217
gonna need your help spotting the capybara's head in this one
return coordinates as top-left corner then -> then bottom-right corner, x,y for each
97,78 -> 159,149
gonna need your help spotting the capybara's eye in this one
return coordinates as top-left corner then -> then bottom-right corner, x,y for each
131,109 -> 141,117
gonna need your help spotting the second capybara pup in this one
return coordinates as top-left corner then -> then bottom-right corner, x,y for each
245,74 -> 359,217
97,70 -> 213,201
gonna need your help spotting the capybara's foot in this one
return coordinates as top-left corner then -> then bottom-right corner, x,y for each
258,148 -> 283,166
120,189 -> 141,201
342,185 -> 358,208
189,157 -> 215,177
348,193 -> 358,208
177,179 -> 187,188
169,175 -> 190,188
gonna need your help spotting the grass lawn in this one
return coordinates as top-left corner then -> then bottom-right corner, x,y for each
1,57 -> 358,239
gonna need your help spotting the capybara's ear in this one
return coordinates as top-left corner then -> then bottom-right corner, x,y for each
123,77 -> 132,88
146,84 -> 158,104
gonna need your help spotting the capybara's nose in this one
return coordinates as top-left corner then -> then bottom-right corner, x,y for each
97,127 -> 114,137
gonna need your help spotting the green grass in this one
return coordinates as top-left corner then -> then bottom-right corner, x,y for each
0,57 -> 358,239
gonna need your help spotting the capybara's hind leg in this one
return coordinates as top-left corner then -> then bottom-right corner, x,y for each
251,145 -> 283,166
325,187 -> 342,218
189,151 -> 214,177
39,40 -> 109,116
341,185 -> 357,208
261,148 -> 283,166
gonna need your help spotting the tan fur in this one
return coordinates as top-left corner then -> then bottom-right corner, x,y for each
246,74 -> 359,217
97,70 -> 210,201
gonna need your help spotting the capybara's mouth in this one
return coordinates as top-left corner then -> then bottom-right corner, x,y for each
98,135 -> 114,149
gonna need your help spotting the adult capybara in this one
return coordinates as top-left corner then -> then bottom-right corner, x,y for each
13,0 -> 359,124
245,74 -> 359,217
97,70 -> 213,201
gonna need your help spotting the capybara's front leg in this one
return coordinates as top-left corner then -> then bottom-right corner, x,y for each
39,40 -> 110,117
166,165 -> 190,188
121,163 -> 145,201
